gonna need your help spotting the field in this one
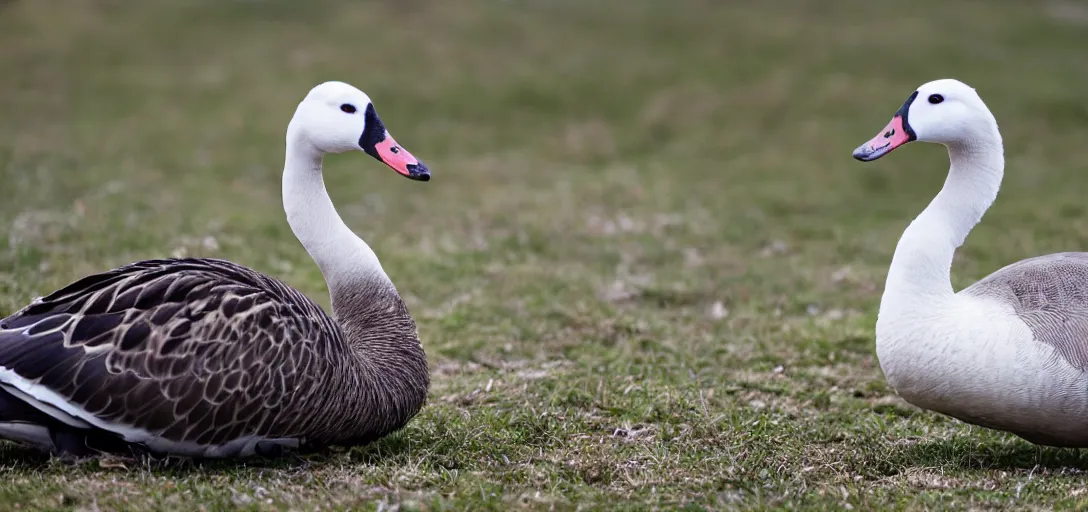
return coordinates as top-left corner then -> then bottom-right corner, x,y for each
3,0 -> 1088,509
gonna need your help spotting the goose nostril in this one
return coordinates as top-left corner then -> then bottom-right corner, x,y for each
884,129 -> 896,138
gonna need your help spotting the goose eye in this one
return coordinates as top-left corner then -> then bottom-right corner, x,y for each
927,94 -> 944,105
340,104 -> 357,114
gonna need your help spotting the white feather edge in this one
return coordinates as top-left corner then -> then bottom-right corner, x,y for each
0,382 -> 91,428
0,366 -> 299,457
0,421 -> 54,452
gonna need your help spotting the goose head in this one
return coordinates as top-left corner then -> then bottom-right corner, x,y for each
853,78 -> 999,161
290,81 -> 430,181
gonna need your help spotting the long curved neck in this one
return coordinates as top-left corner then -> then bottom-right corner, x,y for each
883,135 -> 1004,310
282,129 -> 428,441
282,131 -> 391,304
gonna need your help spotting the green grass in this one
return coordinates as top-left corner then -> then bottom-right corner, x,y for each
2,0 -> 1088,509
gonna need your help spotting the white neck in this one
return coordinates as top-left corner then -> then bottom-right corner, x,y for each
282,128 -> 390,308
882,132 -> 1004,311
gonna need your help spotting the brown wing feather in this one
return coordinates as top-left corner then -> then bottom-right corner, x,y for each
0,258 -> 348,449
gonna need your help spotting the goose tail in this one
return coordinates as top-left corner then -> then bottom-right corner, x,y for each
0,386 -> 137,457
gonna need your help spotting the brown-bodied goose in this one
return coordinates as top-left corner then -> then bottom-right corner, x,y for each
854,78 -> 1088,447
0,81 -> 431,458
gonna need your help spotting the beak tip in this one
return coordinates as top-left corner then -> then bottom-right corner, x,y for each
406,163 -> 431,182
852,142 -> 889,162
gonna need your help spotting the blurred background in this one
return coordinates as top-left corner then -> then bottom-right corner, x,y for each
2,0 -> 1088,509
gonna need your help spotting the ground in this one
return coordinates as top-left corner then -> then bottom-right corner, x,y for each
2,0 -> 1088,510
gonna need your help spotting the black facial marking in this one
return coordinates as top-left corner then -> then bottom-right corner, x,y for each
358,103 -> 387,158
893,90 -> 919,143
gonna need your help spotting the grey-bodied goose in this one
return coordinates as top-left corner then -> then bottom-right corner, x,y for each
0,81 -> 431,458
854,78 -> 1088,447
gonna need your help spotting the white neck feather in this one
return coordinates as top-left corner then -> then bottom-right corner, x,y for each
882,134 -> 1004,312
282,129 -> 390,307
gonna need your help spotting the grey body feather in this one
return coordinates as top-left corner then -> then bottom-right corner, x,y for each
962,252 -> 1088,371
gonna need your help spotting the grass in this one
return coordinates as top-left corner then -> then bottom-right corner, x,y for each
2,0 -> 1088,509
